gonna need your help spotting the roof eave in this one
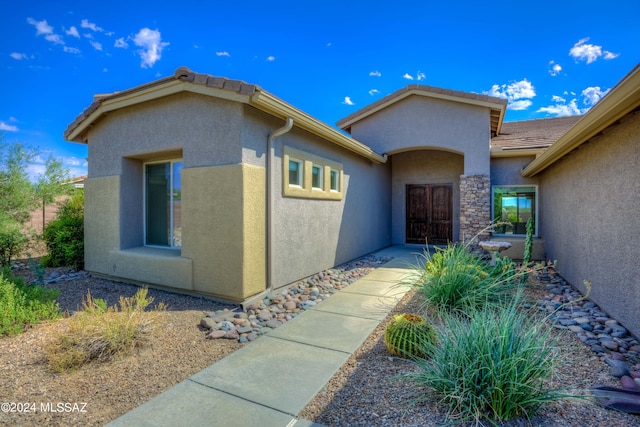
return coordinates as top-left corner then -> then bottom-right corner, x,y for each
250,91 -> 387,164
522,65 -> 640,177
337,86 -> 507,135
65,79 -> 253,143
490,147 -> 546,158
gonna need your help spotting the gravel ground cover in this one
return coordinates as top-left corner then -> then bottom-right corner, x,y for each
2,260 -> 639,426
300,283 -> 640,426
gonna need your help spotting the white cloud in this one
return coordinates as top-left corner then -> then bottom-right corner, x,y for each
569,37 -> 618,64
537,99 -> 583,117
552,95 -> 565,103
83,32 -> 94,39
10,52 -> 28,60
416,71 -> 426,81
342,96 -> 355,106
63,46 -> 81,54
133,28 -> 169,68
114,37 -> 129,48
548,60 -> 562,76
0,121 -> 19,132
485,79 -> 536,110
266,55 -> 276,62
81,19 -> 104,32
90,41 -> 103,51
66,26 -> 80,38
604,51 -> 620,60
216,51 -> 230,57
582,86 -> 609,106
27,17 -> 64,45
402,73 -> 414,80
368,89 -> 380,96
508,100 -> 533,111
369,70 -> 381,77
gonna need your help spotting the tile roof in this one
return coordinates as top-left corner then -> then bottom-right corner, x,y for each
491,116 -> 582,151
64,67 -> 258,141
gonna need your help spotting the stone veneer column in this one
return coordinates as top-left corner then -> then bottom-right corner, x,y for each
459,174 -> 491,250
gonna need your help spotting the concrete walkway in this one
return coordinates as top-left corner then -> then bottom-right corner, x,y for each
107,246 -> 424,427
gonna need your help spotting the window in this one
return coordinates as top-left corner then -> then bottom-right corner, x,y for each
311,165 -> 323,189
330,169 -> 339,191
289,159 -> 302,187
282,146 -> 343,200
492,186 -> 537,235
145,160 -> 182,248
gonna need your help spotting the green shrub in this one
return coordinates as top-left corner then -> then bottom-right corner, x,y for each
0,216 -> 29,267
46,288 -> 165,372
43,191 -> 84,270
415,244 -> 520,314
0,269 -> 60,335
384,313 -> 437,359
402,295 -> 561,423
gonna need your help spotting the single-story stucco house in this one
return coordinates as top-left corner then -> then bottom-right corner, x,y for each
64,63 -> 640,337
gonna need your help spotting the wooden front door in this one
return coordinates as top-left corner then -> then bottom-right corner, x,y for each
406,184 -> 452,245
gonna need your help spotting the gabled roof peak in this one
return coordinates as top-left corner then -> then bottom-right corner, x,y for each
337,84 -> 507,135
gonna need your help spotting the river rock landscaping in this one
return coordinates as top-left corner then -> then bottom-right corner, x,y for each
199,254 -> 392,342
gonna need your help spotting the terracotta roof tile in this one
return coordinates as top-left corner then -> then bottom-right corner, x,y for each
491,116 -> 582,150
64,67 -> 258,140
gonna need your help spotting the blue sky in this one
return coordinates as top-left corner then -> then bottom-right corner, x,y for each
2,0 -> 639,179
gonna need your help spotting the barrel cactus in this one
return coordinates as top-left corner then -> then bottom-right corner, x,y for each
384,313 -> 437,358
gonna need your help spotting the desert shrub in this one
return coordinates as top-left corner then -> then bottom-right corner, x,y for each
384,313 -> 437,359
46,288 -> 165,372
402,295 -> 561,423
0,216 -> 29,267
0,269 -> 60,335
43,191 -> 84,270
415,243 -> 520,314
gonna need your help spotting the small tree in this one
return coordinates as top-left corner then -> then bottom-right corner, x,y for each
0,137 -> 70,266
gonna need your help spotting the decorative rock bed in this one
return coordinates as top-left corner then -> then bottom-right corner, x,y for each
535,270 -> 640,390
200,254 -> 393,343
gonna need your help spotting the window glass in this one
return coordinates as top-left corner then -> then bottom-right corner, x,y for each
312,165 -> 323,189
289,159 -> 301,186
146,161 -> 182,247
330,169 -> 339,191
493,186 -> 536,235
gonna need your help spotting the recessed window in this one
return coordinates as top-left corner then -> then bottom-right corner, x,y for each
145,160 -> 182,248
289,159 -> 302,187
312,165 -> 323,189
330,169 -> 339,191
492,186 -> 537,235
283,146 -> 343,200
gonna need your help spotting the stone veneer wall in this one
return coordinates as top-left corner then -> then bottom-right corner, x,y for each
459,174 -> 491,249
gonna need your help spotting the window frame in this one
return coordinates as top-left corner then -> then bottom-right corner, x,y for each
288,158 -> 303,188
311,164 -> 324,190
282,146 -> 343,200
143,158 -> 183,249
491,185 -> 538,237
330,169 -> 340,192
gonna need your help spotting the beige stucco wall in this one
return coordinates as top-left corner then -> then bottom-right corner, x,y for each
181,163 -> 265,301
83,92 -> 391,302
538,110 -> 640,338
390,150 -> 463,244
348,95 -> 492,175
260,112 -> 391,288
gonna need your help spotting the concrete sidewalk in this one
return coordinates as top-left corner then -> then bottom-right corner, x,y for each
107,246 -> 423,427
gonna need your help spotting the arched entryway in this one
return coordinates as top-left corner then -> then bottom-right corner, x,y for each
390,149 -> 464,245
